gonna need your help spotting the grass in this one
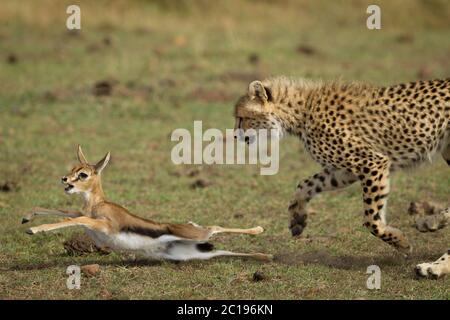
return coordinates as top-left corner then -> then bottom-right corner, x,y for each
0,0 -> 449,299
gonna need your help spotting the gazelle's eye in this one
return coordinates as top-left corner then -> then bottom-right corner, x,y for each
78,172 -> 88,180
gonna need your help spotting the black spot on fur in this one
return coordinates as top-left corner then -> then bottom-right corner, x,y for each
121,226 -> 169,238
331,178 -> 338,187
196,242 -> 215,252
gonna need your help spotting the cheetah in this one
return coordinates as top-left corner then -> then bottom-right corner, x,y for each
233,77 -> 449,277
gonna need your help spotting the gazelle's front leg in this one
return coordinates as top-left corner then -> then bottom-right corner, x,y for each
22,207 -> 82,224
288,168 -> 357,236
26,216 -> 111,235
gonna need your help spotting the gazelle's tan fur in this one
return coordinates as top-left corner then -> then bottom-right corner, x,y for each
23,145 -> 272,262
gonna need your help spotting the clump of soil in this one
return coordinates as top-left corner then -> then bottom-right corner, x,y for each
63,233 -> 111,256
6,54 -> 17,64
186,168 -> 201,177
92,80 -> 115,96
102,36 -> 112,46
66,29 -> 81,37
296,45 -> 317,56
408,201 -> 444,216
0,181 -> 19,192
190,178 -> 211,189
395,33 -> 414,43
248,53 -> 260,65
252,271 -> 266,282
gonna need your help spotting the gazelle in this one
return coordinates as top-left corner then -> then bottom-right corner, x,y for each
22,145 -> 272,262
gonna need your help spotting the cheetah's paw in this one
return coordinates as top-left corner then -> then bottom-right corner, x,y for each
288,200 -> 308,237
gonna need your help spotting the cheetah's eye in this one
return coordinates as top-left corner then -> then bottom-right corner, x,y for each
78,172 -> 88,180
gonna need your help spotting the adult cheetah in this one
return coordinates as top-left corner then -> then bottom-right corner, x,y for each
233,77 -> 449,278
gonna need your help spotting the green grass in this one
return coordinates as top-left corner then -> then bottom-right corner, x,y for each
0,0 -> 449,299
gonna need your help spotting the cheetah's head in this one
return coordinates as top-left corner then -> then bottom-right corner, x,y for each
233,80 -> 284,144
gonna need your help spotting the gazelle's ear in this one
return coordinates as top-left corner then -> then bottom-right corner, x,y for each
94,152 -> 110,174
77,145 -> 88,164
248,80 -> 269,102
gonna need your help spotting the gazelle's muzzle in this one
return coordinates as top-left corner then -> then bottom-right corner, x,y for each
61,176 -> 74,192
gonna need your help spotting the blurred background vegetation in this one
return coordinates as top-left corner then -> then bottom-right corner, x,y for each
0,0 -> 448,299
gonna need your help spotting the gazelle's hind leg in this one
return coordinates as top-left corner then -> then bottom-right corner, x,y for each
202,250 -> 273,261
161,241 -> 272,261
207,225 -> 264,236
21,207 -> 81,224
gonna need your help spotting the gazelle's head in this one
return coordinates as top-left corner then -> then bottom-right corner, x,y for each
61,145 -> 110,196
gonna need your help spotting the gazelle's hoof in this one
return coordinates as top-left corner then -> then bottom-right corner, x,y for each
251,253 -> 273,261
253,226 -> 264,234
25,228 -> 35,235
22,218 -> 30,224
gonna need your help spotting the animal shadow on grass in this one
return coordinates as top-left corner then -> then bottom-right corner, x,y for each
274,249 -> 442,271
3,257 -> 163,272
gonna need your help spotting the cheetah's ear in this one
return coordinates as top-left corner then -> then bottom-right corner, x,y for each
248,81 -> 269,102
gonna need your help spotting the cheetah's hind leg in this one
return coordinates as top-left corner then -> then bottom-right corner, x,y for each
415,250 -> 450,279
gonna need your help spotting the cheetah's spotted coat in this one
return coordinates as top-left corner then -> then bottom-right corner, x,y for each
234,77 -> 450,278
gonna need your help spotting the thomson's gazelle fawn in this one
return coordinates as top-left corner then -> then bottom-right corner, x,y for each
23,146 -> 272,261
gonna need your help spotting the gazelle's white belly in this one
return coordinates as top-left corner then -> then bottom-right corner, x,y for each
83,228 -> 186,260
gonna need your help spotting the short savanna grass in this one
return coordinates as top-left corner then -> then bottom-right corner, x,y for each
0,0 -> 449,299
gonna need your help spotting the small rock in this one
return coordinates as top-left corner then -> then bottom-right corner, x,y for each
93,80 -> 114,96
187,168 -> 200,177
0,181 -> 19,192
395,34 -> 414,43
6,54 -> 17,64
248,53 -> 260,65
296,45 -> 316,56
408,201 -> 443,216
190,179 -> 211,189
103,37 -> 112,46
81,264 -> 100,276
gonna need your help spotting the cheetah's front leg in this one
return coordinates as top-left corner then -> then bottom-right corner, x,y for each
289,168 -> 357,236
